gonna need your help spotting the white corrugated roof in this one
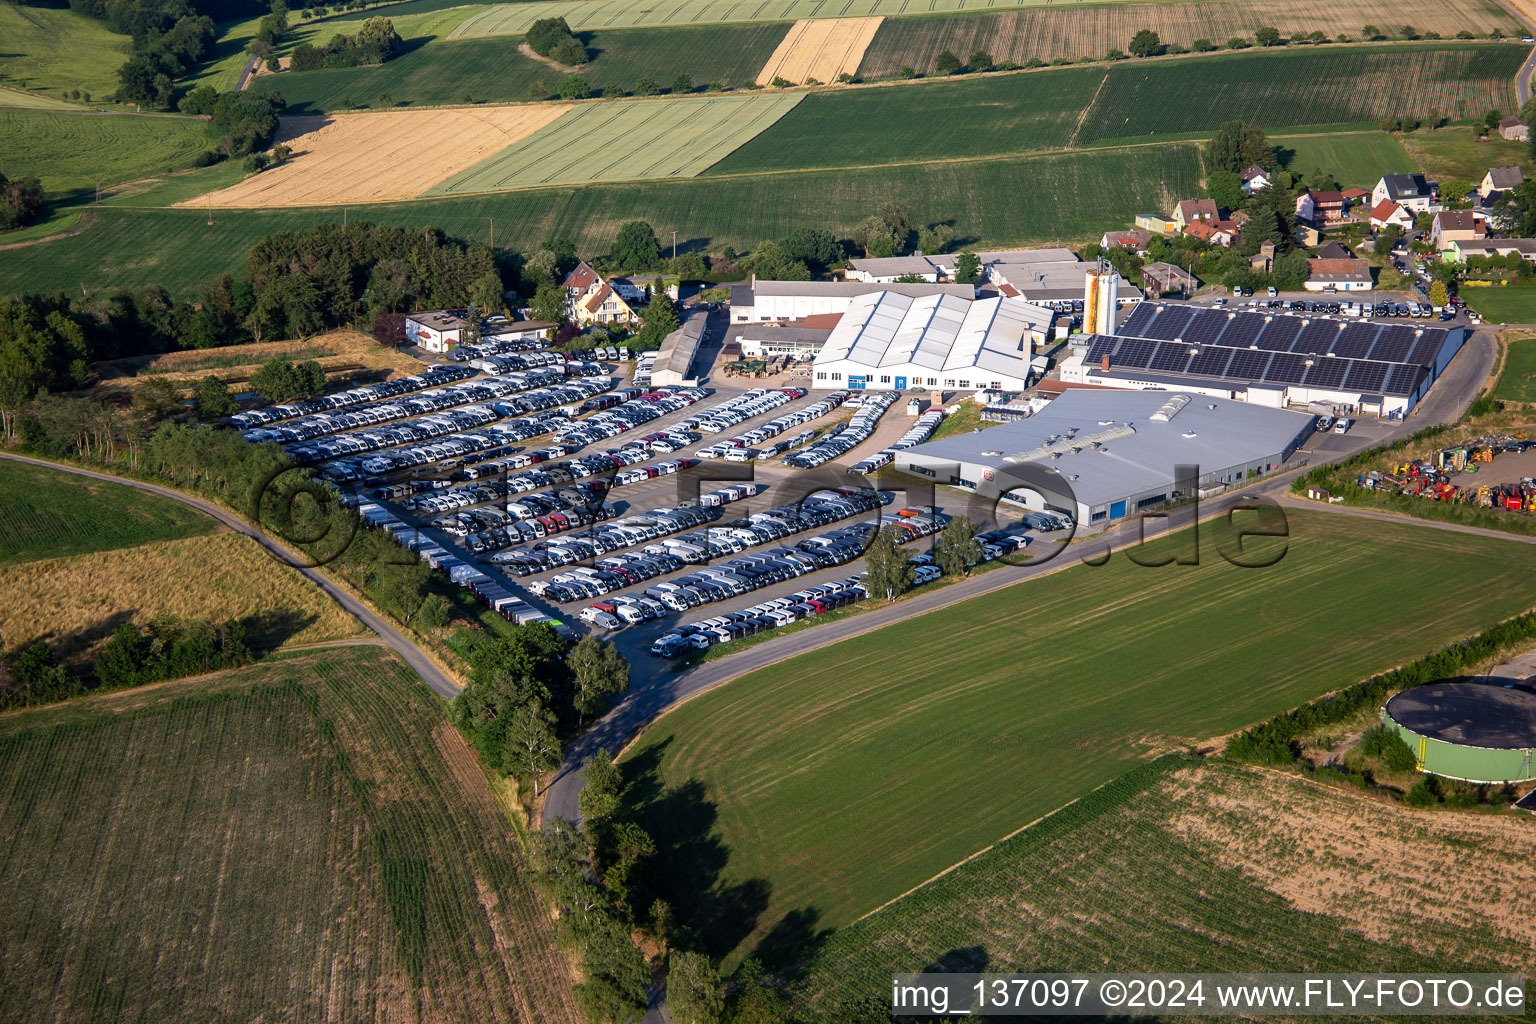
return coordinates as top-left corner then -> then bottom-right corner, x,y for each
816,291 -> 1054,377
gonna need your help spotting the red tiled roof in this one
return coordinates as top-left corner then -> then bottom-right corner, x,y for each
798,312 -> 844,329
1370,200 -> 1403,220
999,284 -> 1021,297
562,261 -> 600,291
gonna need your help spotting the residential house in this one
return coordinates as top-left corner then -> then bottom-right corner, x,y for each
1294,223 -> 1321,247
1184,219 -> 1238,247
561,261 -> 644,325
1100,229 -> 1152,251
1304,257 -> 1373,291
1295,189 -> 1350,224
1134,213 -> 1180,235
1480,166 -> 1524,199
618,273 -> 681,301
404,310 -> 470,353
1499,115 -> 1529,142
1372,173 -> 1435,213
1140,262 -> 1199,298
484,319 -> 555,344
1239,164 -> 1272,193
1316,241 -> 1352,259
1369,200 -> 1414,230
1173,198 -> 1219,228
1445,238 -> 1536,263
1342,188 -> 1371,205
1429,209 -> 1488,251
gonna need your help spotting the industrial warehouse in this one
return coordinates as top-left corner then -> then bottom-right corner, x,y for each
809,291 -> 1054,392
1383,681 -> 1536,783
897,389 -> 1316,525
1058,303 -> 1469,418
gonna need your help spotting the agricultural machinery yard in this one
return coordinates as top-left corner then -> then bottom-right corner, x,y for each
1353,432 -> 1536,510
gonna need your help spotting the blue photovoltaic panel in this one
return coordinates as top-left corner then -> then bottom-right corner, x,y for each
1115,337 -> 1158,367
1119,303 -> 1159,336
1344,360 -> 1389,393
1369,332 -> 1415,364
1149,341 -> 1193,372
1263,352 -> 1308,384
1181,311 -> 1230,346
1086,336 -> 1120,363
1254,317 -> 1303,350
1217,314 -> 1264,350
1225,348 -> 1273,379
1293,320 -> 1341,354
1407,331 -> 1446,367
1385,363 -> 1426,395
1303,357 -> 1350,390
1330,323 -> 1379,360
1143,306 -> 1196,339
1186,345 -> 1235,376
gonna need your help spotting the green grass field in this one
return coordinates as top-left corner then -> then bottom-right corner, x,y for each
249,22 -> 790,113
1402,124 -> 1535,182
0,459 -> 215,565
0,142 -> 1201,295
1274,130 -> 1418,187
621,509 -> 1536,962
706,69 -> 1100,173
1077,44 -> 1525,145
0,3 -> 129,102
1494,331 -> 1536,401
0,110 -> 211,202
430,94 -> 804,192
854,0 -> 1515,79
0,644 -> 582,1023
793,757 -> 1536,1007
1465,286 -> 1536,325
0,85 -> 78,109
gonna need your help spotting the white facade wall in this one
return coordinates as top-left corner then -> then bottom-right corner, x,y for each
812,358 -> 1032,393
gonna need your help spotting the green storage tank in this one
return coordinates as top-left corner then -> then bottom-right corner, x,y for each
1382,682 -> 1536,784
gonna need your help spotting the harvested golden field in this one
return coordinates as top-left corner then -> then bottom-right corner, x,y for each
186,105 -> 571,207
858,0 -> 1515,76
755,17 -> 883,86
0,531 -> 366,665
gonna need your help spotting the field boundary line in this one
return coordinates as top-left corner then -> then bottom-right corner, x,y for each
1065,69 -> 1108,149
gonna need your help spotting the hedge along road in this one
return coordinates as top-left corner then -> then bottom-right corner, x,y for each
540,326 -> 1498,826
0,452 -> 460,700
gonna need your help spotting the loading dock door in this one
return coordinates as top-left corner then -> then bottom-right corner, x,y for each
1110,499 -> 1128,519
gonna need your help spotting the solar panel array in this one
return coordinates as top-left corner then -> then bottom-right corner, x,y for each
1091,305 -> 1459,396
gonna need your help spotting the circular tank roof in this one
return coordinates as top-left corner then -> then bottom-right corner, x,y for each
1385,682 -> 1536,749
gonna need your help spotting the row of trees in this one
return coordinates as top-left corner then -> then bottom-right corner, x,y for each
92,616 -> 252,691
288,15 -> 403,70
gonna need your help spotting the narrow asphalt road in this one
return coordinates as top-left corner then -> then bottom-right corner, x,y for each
1495,0 -> 1536,102
0,452 -> 461,699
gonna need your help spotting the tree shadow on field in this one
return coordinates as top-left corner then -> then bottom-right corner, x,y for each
38,609 -> 139,666
1273,143 -> 1298,170
624,740 -> 773,958
240,607 -> 320,654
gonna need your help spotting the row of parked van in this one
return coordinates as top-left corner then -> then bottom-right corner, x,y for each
555,387 -> 709,448
443,331 -> 554,362
230,364 -> 473,430
850,409 -> 945,474
466,350 -> 565,375
785,390 -> 899,468
697,391 -> 849,460
694,387 -> 804,434
649,528 -> 1029,654
323,378 -> 616,477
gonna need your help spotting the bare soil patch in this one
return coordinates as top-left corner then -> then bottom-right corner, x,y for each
184,104 -> 571,207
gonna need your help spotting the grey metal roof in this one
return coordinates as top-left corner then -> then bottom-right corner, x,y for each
730,284 -> 755,306
748,280 -> 974,298
904,390 -> 1312,506
654,309 -> 709,379
740,325 -> 834,343
847,255 -> 938,276
928,247 -> 1079,269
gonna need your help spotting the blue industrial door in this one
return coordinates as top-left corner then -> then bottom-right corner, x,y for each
848,375 -> 867,389
1110,500 -> 1127,519
894,376 -> 908,389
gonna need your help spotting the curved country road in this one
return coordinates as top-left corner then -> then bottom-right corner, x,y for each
0,452 -> 460,699
1495,0 -> 1536,102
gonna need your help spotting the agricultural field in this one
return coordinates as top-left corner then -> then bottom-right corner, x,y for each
794,757 -> 1536,1008
1494,330 -> 1536,402
0,644 -> 583,1024
0,459 -> 214,566
854,0 -> 1514,77
1075,44 -> 1525,146
450,0 -> 1157,36
0,143 -> 1201,295
1273,130 -> 1418,186
0,86 -> 78,110
0,2 -> 129,102
0,109 -> 211,202
1402,124 -> 1536,182
754,17 -> 883,86
93,329 -> 429,391
0,531 -> 365,665
192,106 -> 570,206
621,509 -> 1536,961
708,68 -> 1102,173
250,23 -> 790,112
1465,285 -> 1536,326
428,94 -> 805,192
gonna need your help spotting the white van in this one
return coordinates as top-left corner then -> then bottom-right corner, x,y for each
1333,418 -> 1352,434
